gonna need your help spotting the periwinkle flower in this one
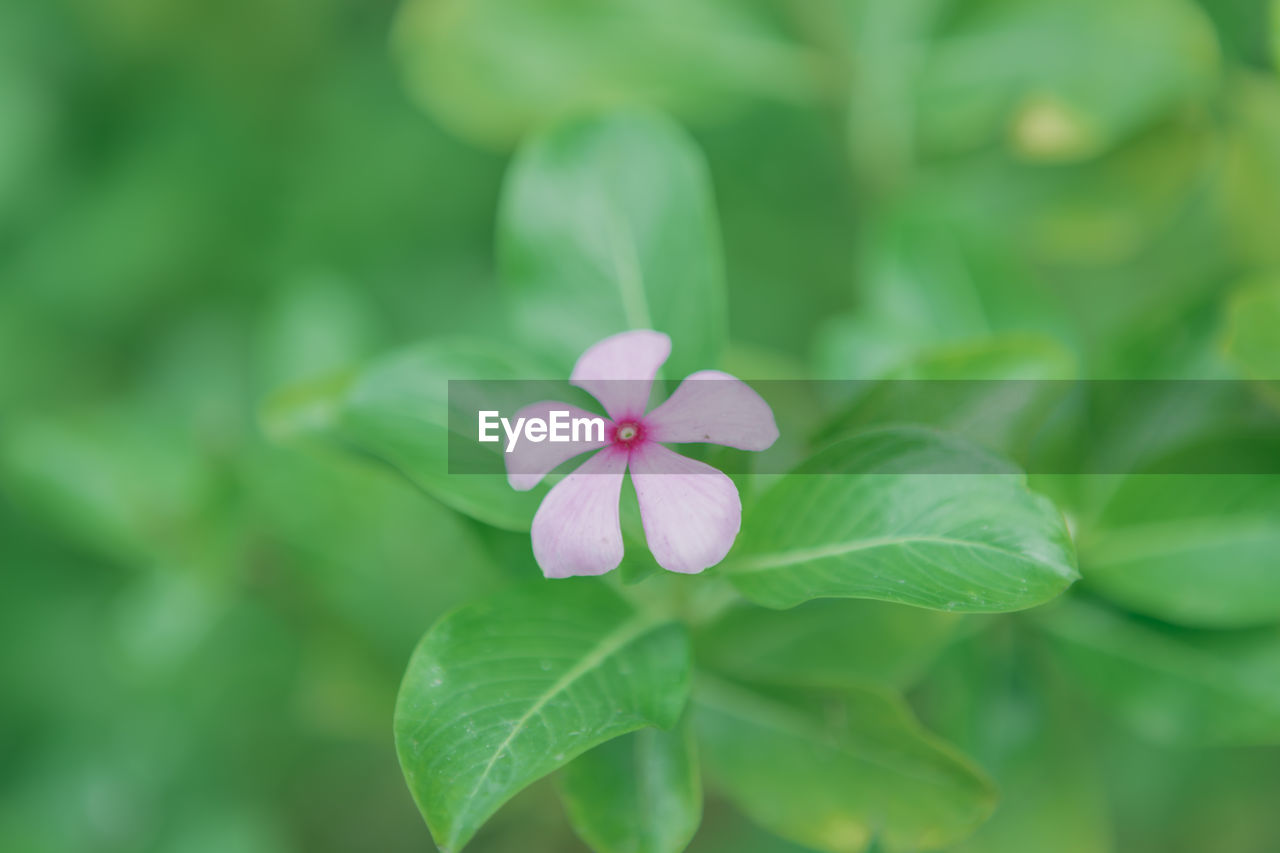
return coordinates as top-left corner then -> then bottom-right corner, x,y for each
506,330 -> 778,577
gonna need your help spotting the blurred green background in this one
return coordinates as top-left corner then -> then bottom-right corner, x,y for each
3,0 -> 1280,851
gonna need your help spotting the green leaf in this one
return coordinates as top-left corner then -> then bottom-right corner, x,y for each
395,581 -> 692,852
694,678 -> 996,853
254,275 -> 380,393
696,599 -> 968,690
0,413 -> 217,567
499,111 -> 726,379
814,333 -> 1078,461
914,629 -> 1113,853
1224,278 -> 1280,380
1273,0 -> 1280,66
840,0 -> 1217,183
1220,75 -> 1280,268
726,428 -> 1078,612
558,717 -> 701,853
813,208 -> 1070,383
1034,597 -> 1280,745
1080,473 -> 1280,628
392,0 -> 816,146
1010,122 -> 1213,268
918,0 -> 1219,162
258,370 -> 355,446
246,450 -> 507,662
888,334 -> 1077,381
312,337 -> 555,531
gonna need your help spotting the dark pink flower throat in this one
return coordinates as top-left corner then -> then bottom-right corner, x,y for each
610,419 -> 647,450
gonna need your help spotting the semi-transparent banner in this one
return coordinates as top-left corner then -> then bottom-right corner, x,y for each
446,379 -> 1280,475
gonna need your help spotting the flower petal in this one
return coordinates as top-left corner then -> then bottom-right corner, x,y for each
645,370 -> 779,451
504,401 -> 610,491
570,330 -> 671,421
531,446 -> 628,578
630,442 -> 741,574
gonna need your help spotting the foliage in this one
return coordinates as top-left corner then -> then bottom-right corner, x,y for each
4,1 -> 1280,853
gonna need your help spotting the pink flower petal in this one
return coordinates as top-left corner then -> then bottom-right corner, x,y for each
645,370 -> 779,451
629,442 -> 741,574
531,447 -> 628,578
504,401 -> 610,491
570,330 -> 671,421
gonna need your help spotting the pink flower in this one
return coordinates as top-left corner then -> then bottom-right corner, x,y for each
506,330 -> 778,578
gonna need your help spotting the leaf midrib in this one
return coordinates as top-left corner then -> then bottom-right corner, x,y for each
451,612 -> 662,848
730,534 -> 1051,574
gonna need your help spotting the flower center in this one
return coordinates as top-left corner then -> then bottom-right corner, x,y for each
612,420 -> 645,449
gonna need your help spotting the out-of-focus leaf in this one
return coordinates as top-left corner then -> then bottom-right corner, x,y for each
392,0 -> 817,146
268,337 -> 556,531
901,121 -> 1213,281
161,807 -> 290,853
889,336 -> 1077,457
395,581 -> 691,852
1194,0 -> 1273,65
917,0 -> 1219,161
726,428 -> 1078,612
0,413 -> 219,566
815,334 -> 1077,461
813,204 -> 1071,382
1091,722 -> 1280,853
338,340 -> 548,530
1224,278 -> 1280,380
694,678 -> 995,853
246,449 -> 508,661
816,316 -> 1073,386
1011,120 -> 1212,267
0,53 -> 54,224
720,343 -> 826,475
499,111 -> 726,380
1274,0 -> 1280,65
1035,597 -> 1280,745
840,0 -> 954,188
254,274 -> 381,394
856,127 -> 1223,381
948,721 -> 1111,853
1220,74 -> 1280,266
842,0 -> 1216,178
888,334 -> 1077,381
258,370 -> 354,446
558,717 -> 700,853
4,105 -> 243,332
695,101 -> 862,361
1080,473 -> 1280,628
696,599 -> 968,690
915,627 -> 1113,853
